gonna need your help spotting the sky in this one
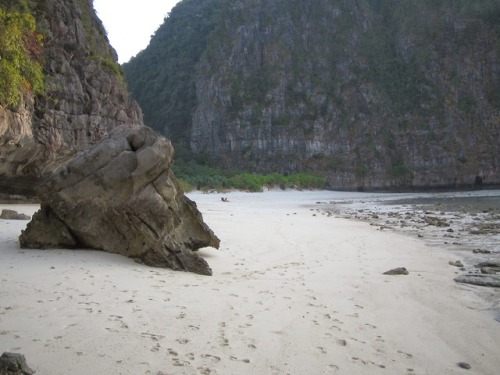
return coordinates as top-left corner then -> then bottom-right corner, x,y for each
93,0 -> 181,64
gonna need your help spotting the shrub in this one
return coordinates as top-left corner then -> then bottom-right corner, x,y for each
0,9 -> 44,106
172,160 -> 325,192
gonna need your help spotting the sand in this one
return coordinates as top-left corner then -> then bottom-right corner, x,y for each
1,190 -> 499,375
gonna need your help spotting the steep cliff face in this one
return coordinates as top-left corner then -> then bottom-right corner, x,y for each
0,0 -> 142,197
125,0 -> 500,190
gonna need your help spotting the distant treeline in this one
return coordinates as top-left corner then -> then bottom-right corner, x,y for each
173,160 -> 325,192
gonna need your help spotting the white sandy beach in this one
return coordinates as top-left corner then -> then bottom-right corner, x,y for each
1,190 -> 499,375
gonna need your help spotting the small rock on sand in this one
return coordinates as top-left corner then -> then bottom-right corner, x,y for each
383,267 -> 409,275
457,362 -> 471,370
449,260 -> 464,268
0,352 -> 34,375
0,209 -> 30,220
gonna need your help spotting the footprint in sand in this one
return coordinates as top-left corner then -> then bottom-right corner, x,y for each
317,346 -> 327,354
397,350 -> 413,358
197,367 -> 216,375
167,348 -> 178,356
337,339 -> 347,347
229,356 -> 250,364
172,358 -> 190,367
350,337 -> 367,344
329,325 -> 342,332
201,354 -> 221,362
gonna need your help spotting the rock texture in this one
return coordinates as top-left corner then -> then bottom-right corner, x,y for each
454,275 -> 500,288
0,353 -> 34,375
0,0 -> 142,197
19,125 -> 220,275
124,0 -> 500,191
383,267 -> 409,276
0,209 -> 30,220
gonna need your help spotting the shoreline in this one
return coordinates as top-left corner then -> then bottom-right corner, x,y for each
1,190 -> 499,374
312,189 -> 500,285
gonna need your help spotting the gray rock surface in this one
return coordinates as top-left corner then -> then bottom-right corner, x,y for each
0,0 -> 142,198
383,267 -> 409,275
0,210 -> 30,220
454,275 -> 500,288
156,0 -> 498,190
19,125 -> 220,275
475,261 -> 500,275
0,353 -> 34,375
457,362 -> 472,370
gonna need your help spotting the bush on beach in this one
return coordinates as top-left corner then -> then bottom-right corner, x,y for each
172,160 -> 325,192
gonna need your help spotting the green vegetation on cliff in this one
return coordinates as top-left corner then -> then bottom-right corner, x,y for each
122,0 -> 227,146
0,5 -> 44,106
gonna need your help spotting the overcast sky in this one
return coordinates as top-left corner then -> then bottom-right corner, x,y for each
93,0 -> 181,64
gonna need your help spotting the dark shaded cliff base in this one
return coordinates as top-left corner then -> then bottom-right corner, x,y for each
0,193 -> 39,204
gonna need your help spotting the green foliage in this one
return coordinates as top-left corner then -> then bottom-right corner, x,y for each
92,56 -> 124,80
123,0 -> 228,145
173,160 -> 325,192
0,8 -> 44,106
458,95 -> 476,115
391,163 -> 412,178
355,166 -> 369,178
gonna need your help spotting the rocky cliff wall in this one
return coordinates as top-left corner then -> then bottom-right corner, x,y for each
190,0 -> 499,190
0,0 -> 142,197
123,0 -> 499,191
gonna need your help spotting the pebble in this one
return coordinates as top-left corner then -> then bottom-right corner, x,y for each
449,260 -> 464,268
457,362 -> 471,370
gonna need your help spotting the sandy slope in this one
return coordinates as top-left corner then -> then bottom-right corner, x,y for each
0,191 -> 499,375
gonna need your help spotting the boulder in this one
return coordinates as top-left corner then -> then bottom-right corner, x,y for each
19,125 -> 220,275
0,209 -> 30,220
0,352 -> 34,375
454,275 -> 500,288
475,261 -> 500,275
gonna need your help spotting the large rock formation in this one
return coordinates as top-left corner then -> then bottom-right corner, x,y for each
0,0 -> 142,198
124,0 -> 500,190
19,125 -> 220,275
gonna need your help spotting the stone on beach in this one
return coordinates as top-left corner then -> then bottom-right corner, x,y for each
449,260 -> 464,268
454,275 -> 500,288
475,261 -> 500,275
383,267 -> 409,275
19,124 -> 220,275
0,352 -> 34,375
0,210 -> 30,220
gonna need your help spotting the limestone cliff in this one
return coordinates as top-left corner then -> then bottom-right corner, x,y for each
124,0 -> 500,190
0,0 -> 142,197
